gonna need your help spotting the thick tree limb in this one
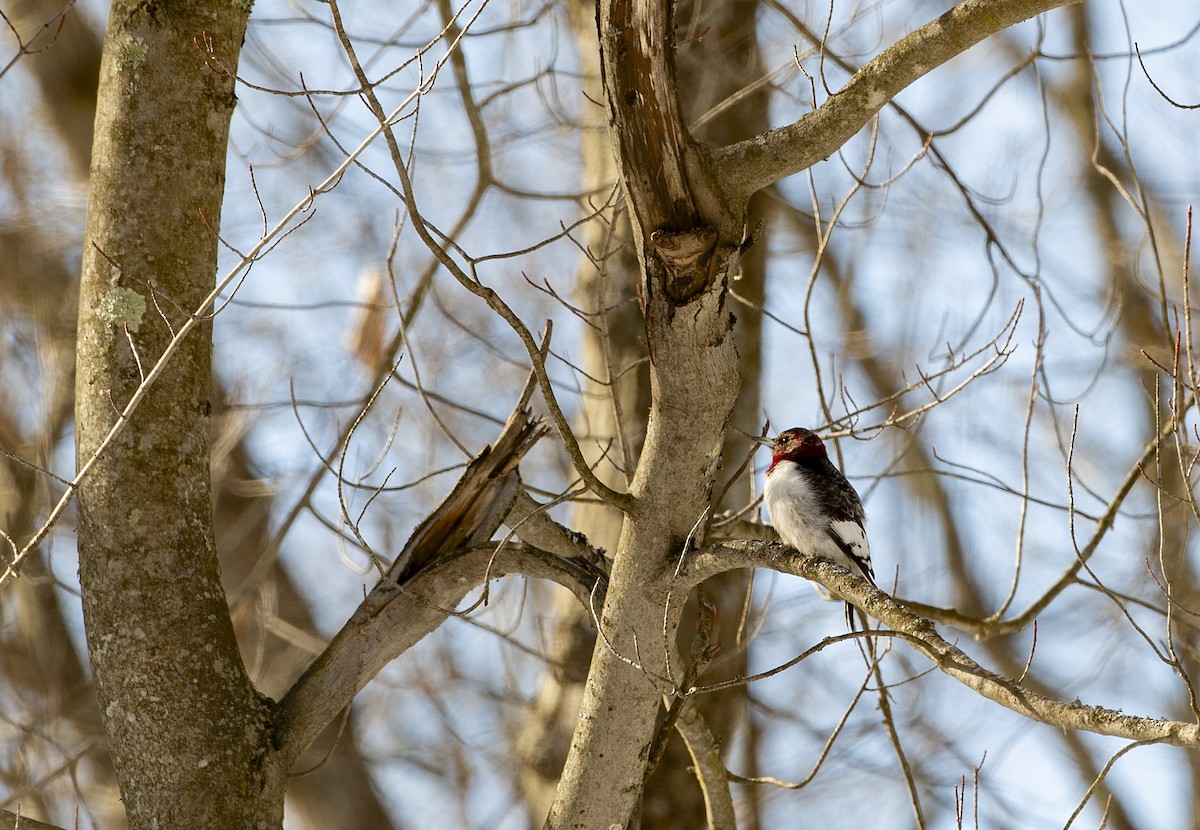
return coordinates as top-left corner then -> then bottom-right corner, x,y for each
0,810 -> 63,830
505,488 -> 609,565
275,382 -> 556,764
685,541 -> 1200,750
712,0 -> 1085,200
274,541 -> 606,767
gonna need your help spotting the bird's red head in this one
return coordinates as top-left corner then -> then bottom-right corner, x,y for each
757,427 -> 827,472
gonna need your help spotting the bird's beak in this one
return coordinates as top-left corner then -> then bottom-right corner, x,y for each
749,434 -> 773,447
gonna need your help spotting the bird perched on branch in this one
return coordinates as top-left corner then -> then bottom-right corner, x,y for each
754,427 -> 874,627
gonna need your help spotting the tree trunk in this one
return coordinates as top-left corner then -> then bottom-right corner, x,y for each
641,1 -> 768,825
74,1 -> 284,826
545,0 -> 746,825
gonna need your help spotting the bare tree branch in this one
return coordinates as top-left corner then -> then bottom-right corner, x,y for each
713,0 -> 1085,199
672,699 -> 736,830
902,400 -> 1192,636
686,542 -> 1200,749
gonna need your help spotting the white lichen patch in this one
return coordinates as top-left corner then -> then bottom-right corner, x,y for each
97,287 -> 147,332
118,35 -> 148,71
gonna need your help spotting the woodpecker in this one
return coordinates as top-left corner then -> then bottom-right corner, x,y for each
755,427 -> 874,624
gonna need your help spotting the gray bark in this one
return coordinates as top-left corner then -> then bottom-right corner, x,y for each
642,1 -> 769,824
74,1 -> 284,827
546,0 -> 745,826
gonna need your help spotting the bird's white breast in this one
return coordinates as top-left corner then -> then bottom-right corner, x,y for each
763,462 -> 871,580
